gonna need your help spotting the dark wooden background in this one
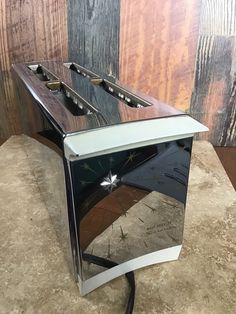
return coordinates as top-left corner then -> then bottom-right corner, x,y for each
68,0 -> 119,78
0,0 -> 235,146
190,0 -> 236,146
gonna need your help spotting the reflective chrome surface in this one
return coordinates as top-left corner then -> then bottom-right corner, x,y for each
68,138 -> 192,280
12,61 -> 185,135
19,121 -> 192,285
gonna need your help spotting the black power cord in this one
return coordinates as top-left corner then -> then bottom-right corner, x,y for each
82,253 -> 135,314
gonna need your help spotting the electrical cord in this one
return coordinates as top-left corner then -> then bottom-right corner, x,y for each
82,253 -> 135,314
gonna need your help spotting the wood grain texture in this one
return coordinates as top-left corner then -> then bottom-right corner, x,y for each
222,81 -> 236,146
119,0 -> 202,111
0,0 -> 68,138
68,0 -> 120,78
0,0 -> 12,137
190,0 -> 236,146
190,36 -> 236,144
200,0 -> 236,35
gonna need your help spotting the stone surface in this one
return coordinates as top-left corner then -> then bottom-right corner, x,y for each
0,135 -> 235,313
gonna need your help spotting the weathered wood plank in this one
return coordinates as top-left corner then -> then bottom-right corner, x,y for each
190,35 -> 236,146
221,80 -> 236,146
5,0 -> 68,66
200,0 -> 236,35
0,72 -> 18,137
191,0 -> 236,146
119,0 -> 202,111
0,0 -> 11,137
0,74 -> 9,137
0,0 -> 68,137
68,0 -> 120,78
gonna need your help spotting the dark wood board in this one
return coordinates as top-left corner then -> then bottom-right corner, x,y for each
190,0 -> 236,146
190,35 -> 236,145
221,81 -> 236,146
68,0 -> 120,78
0,71 -> 11,137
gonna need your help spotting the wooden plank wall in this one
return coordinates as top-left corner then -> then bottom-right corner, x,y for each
0,0 -> 68,138
190,0 -> 236,146
0,0 -> 236,146
120,0 -> 236,146
0,0 -> 120,139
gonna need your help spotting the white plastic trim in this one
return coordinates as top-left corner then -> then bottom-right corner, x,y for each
64,115 -> 208,160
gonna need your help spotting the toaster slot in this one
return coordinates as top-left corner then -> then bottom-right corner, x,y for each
91,78 -> 152,108
46,81 -> 97,116
28,64 -> 58,81
64,62 -> 100,79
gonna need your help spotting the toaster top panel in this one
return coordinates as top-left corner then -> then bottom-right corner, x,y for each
12,61 -> 185,135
